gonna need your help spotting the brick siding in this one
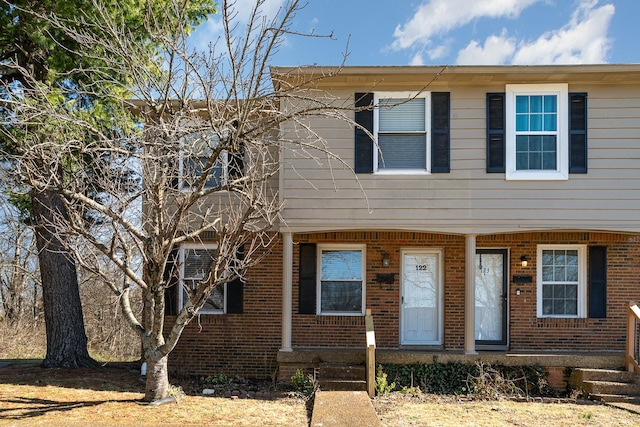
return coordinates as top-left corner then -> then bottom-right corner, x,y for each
168,231 -> 639,379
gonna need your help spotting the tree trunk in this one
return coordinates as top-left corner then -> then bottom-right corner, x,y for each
145,354 -> 170,402
32,189 -> 94,368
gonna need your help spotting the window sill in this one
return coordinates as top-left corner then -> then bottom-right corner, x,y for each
506,170 -> 568,181
317,312 -> 365,317
374,170 -> 430,176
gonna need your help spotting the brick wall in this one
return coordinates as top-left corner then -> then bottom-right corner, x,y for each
168,237 -> 284,380
167,230 -> 640,379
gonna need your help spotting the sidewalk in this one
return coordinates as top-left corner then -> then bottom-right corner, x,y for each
310,390 -> 381,427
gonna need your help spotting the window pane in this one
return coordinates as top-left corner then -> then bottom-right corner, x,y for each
542,266 -> 554,282
529,135 -> 542,151
542,152 -> 556,170
184,248 -> 216,280
378,134 -> 426,169
516,96 -> 529,113
529,152 -> 542,169
379,98 -> 425,132
566,284 -> 578,299
516,135 -> 529,152
516,114 -> 529,131
529,114 -> 542,131
529,96 -> 542,113
544,95 -> 557,113
542,284 -> 553,298
543,299 -> 553,315
203,286 -> 224,311
320,281 -> 362,312
544,113 -> 557,131
321,250 -> 362,281
565,299 -> 577,315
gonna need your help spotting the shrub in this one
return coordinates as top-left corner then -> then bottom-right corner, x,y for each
378,360 -> 556,397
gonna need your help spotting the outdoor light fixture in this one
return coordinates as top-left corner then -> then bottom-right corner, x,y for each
382,252 -> 390,267
520,255 -> 529,267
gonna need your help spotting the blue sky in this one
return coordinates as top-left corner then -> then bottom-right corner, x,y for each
190,0 -> 640,66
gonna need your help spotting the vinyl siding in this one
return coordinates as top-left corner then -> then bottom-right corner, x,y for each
279,80 -> 640,234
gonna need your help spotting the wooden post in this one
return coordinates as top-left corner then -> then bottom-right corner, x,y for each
365,308 -> 376,397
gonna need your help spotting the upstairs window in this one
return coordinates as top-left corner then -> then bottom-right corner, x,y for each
355,92 -> 450,174
505,84 -> 569,180
375,94 -> 428,172
180,131 -> 226,189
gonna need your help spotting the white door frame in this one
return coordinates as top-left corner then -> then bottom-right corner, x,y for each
400,248 -> 444,345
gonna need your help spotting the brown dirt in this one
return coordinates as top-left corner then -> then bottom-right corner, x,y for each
373,392 -> 640,427
0,361 -> 307,426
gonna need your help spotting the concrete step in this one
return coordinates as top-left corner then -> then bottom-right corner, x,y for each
572,368 -> 635,384
311,391 -> 381,427
583,380 -> 640,396
590,394 -> 640,404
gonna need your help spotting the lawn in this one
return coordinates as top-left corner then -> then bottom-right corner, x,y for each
373,393 -> 640,427
1,361 -> 639,426
0,361 -> 308,426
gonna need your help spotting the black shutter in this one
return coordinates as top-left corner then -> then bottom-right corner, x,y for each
228,147 -> 244,180
588,246 -> 607,318
227,246 -> 244,314
431,92 -> 450,173
298,243 -> 317,314
486,93 -> 506,173
354,93 -> 374,173
569,93 -> 588,174
164,246 -> 179,315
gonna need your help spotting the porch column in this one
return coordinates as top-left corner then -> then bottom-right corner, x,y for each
465,234 -> 477,355
281,232 -> 293,352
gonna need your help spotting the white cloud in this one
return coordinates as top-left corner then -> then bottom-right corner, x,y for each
391,0 -> 540,50
456,32 -> 516,65
410,52 -> 425,65
511,0 -> 614,64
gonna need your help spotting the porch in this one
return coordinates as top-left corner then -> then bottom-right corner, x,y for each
277,347 -> 625,390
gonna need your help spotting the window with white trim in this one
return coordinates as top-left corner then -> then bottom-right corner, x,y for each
317,245 -> 366,315
374,92 -> 430,173
537,245 -> 586,318
179,244 -> 225,314
506,84 -> 568,180
179,130 -> 227,189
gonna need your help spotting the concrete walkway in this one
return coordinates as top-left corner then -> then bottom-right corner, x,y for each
310,390 -> 381,427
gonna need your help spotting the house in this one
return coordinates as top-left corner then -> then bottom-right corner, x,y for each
167,64 -> 640,389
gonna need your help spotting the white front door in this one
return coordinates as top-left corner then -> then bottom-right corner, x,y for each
401,250 -> 442,345
475,249 -> 508,346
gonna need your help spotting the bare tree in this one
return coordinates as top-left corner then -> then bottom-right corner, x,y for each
0,0 -> 354,401
0,193 -> 41,323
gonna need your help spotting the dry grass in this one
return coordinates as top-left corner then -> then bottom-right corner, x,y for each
2,361 -> 640,426
0,362 -> 308,426
374,393 -> 640,427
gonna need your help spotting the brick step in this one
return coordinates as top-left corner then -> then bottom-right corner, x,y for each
590,394 -> 640,404
318,379 -> 367,392
317,363 -> 367,392
572,368 -> 635,384
583,380 -> 640,396
318,363 -> 366,381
